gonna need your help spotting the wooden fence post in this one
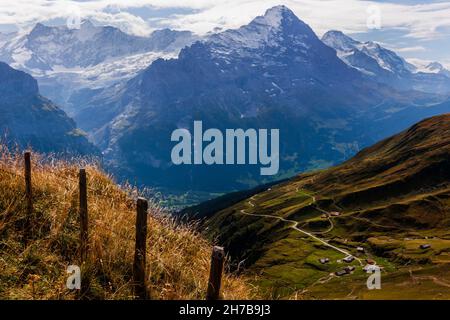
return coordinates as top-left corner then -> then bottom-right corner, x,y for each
79,168 -> 88,264
78,168 -> 90,299
24,151 -> 33,236
206,246 -> 225,300
133,197 -> 149,300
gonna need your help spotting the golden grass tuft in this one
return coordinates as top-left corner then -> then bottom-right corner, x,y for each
0,146 -> 254,300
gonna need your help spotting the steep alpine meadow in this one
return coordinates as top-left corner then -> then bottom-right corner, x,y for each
199,114 -> 450,299
0,147 -> 253,300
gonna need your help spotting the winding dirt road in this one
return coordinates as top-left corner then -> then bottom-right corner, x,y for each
239,195 -> 363,265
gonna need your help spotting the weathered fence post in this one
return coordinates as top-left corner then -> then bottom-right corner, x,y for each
133,197 -> 149,300
24,151 -> 33,236
206,246 -> 225,300
79,168 -> 88,263
78,168 -> 89,299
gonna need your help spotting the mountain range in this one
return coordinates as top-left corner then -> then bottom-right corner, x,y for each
322,30 -> 450,94
64,5 -> 450,198
1,5 -> 450,203
0,20 -> 198,115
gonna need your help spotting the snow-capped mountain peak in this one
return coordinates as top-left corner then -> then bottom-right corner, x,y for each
425,62 -> 449,75
74,20 -> 101,41
321,30 -> 359,52
252,5 -> 296,29
29,22 -> 49,35
207,5 -> 317,56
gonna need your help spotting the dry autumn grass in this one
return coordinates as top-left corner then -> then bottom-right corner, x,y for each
0,146 -> 255,300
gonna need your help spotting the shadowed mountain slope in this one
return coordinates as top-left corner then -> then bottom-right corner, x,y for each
0,62 -> 97,155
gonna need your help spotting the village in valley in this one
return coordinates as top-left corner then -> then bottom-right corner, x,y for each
317,211 -> 434,280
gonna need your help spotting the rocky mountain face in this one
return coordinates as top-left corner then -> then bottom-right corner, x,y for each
0,21 -> 198,115
0,62 -> 97,155
80,6 -> 450,195
322,30 -> 450,94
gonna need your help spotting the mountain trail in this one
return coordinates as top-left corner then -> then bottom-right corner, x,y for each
239,196 -> 363,265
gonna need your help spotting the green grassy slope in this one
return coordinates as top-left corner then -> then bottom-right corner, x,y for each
201,114 -> 450,299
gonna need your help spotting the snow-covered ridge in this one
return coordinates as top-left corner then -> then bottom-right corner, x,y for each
407,58 -> 450,77
0,20 -> 197,72
321,30 -> 358,52
0,20 -> 199,113
47,51 -> 178,89
322,30 -> 415,74
321,30 -> 450,81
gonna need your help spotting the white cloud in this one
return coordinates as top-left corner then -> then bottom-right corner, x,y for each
88,11 -> 153,36
390,46 -> 427,53
1,0 -> 450,40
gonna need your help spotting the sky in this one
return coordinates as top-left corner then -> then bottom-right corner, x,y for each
0,0 -> 449,67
